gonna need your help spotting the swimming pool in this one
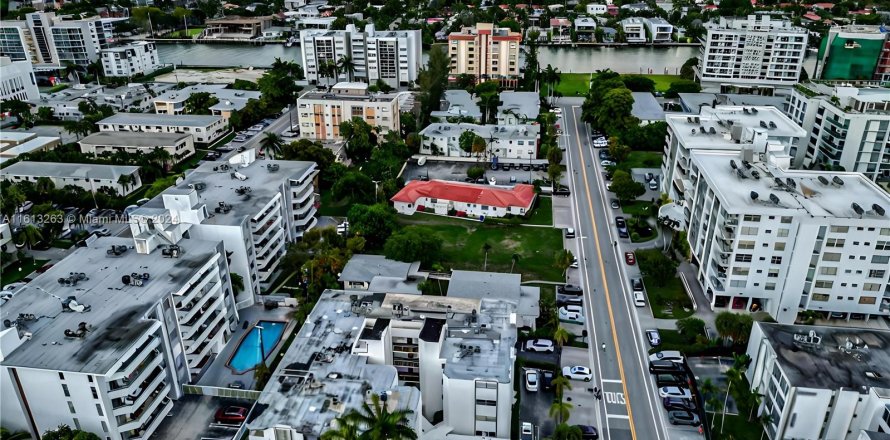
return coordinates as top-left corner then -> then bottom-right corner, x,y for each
227,320 -> 286,373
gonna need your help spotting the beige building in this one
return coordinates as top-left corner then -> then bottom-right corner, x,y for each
78,131 -> 195,164
448,23 -> 522,88
296,82 -> 400,141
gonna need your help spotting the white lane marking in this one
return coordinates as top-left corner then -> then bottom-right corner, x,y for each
607,415 -> 631,420
601,379 -> 624,384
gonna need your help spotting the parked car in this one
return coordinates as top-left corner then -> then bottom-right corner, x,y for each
541,370 -> 555,391
600,160 -> 615,167
668,410 -> 701,426
624,252 -> 636,265
525,369 -> 539,392
646,329 -> 661,347
658,386 -> 692,399
557,284 -> 583,306
562,366 -> 593,381
520,422 -> 535,440
649,179 -> 659,191
649,360 -> 684,374
663,397 -> 697,412
525,339 -> 555,353
645,173 -> 654,182
228,381 -> 245,389
598,150 -> 612,161
558,305 -> 584,323
565,228 -> 576,238
631,278 -> 644,295
615,217 -> 629,238
215,406 -> 249,424
570,257 -> 579,268
649,351 -> 685,363
655,374 -> 687,387
575,425 -> 599,439
633,292 -> 646,307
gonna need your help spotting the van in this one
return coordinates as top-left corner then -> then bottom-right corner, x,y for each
649,360 -> 684,374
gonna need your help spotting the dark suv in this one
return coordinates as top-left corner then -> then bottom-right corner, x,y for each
557,284 -> 583,306
615,217 -> 629,238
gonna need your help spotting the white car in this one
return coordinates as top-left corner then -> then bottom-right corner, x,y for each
521,422 -> 534,440
552,108 -> 562,115
489,177 -> 497,185
525,369 -> 539,392
633,291 -> 646,307
659,386 -> 692,399
562,366 -> 593,381
570,257 -> 579,268
525,339 -> 555,353
558,305 -> 584,323
601,160 -> 616,167
649,350 -> 685,363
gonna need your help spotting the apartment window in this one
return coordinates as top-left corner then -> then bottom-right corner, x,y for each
823,253 -> 841,262
812,294 -> 829,301
859,296 -> 877,305
820,267 -> 838,275
876,241 -> 890,251
62,384 -> 70,397
96,404 -> 103,416
777,229 -> 790,237
830,225 -> 849,233
732,267 -> 750,276
868,269 -> 886,278
68,402 -> 76,414
59,372 -> 65,380
872,255 -> 890,264
765,283 -> 776,291
738,240 -> 756,250
73,418 -> 80,430
774,242 -> 786,251
780,216 -> 793,223
476,399 -> 497,406
741,226 -> 759,235
476,415 -> 497,422
814,280 -> 834,289
768,269 -> 779,278
826,238 -> 846,248
735,254 -> 753,262
730,280 -> 747,288
771,256 -> 783,264
91,387 -> 98,399
100,421 -> 108,433
863,283 -> 882,292
880,228 -> 890,236
743,215 -> 761,222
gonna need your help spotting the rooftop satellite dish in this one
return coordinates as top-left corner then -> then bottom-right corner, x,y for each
852,203 -> 864,215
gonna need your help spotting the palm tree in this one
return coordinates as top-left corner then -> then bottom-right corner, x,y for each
549,399 -> 572,424
482,242 -> 492,271
550,424 -> 582,440
86,60 -> 103,85
150,146 -> 173,170
699,378 -> 720,425
510,253 -> 520,273
229,272 -> 244,295
758,412 -> 774,440
260,132 -> 284,158
722,366 -> 744,433
322,415 -> 360,440
17,224 -> 44,250
479,91 -> 499,124
747,387 -> 763,421
554,249 -> 574,276
117,174 -> 134,194
553,325 -> 571,350
347,393 -> 417,440
338,56 -> 356,82
551,374 -> 572,399
63,62 -> 81,83
35,176 -> 55,196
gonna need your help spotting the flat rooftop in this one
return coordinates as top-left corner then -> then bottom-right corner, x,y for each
298,88 -> 397,103
134,154 -> 316,226
99,113 -> 222,127
151,84 -> 261,107
421,122 -> 540,141
447,270 -> 540,319
498,91 -> 540,121
78,131 -> 192,147
0,237 -> 221,373
431,89 -> 482,120
668,105 -> 805,149
758,322 -> 890,391
2,161 -> 139,181
339,254 -> 420,283
631,92 -> 665,121
692,150 -> 890,218
679,93 -> 788,113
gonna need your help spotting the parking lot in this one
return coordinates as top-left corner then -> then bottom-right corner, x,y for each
151,395 -> 255,440
401,159 -> 549,185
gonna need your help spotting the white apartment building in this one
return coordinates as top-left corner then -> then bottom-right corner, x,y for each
786,82 -> 890,182
646,17 -> 674,43
662,105 -> 807,201
339,254 -> 426,294
0,56 -> 38,101
448,23 -> 522,88
246,288 -> 518,439
697,15 -> 808,87
746,323 -> 890,440
300,24 -> 421,88
1,161 -> 143,196
101,42 -> 160,77
620,18 -> 647,43
129,149 -> 319,306
150,84 -> 261,121
98,113 -> 228,145
419,122 -> 540,159
78,131 -> 195,164
296,82 -> 400,141
0,236 -> 238,440
683,148 -> 890,323
586,3 -> 608,14
20,12 -> 117,67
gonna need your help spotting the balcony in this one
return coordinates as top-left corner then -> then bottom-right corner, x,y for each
112,336 -> 161,381
112,368 -> 166,416
187,324 -> 224,369
117,381 -> 172,432
109,354 -> 163,397
174,266 -> 219,307
184,310 -> 225,349
252,215 -> 282,240
254,227 -> 285,259
182,296 -> 224,339
179,282 -> 222,325
124,398 -> 173,440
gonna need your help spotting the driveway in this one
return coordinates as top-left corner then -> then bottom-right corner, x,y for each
151,394 -> 255,440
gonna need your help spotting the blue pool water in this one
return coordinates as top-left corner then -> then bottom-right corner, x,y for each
228,321 -> 285,373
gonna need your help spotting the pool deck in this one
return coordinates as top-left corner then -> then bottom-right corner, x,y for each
196,304 -> 296,389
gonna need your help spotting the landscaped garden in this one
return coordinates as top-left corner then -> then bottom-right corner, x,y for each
635,248 -> 693,318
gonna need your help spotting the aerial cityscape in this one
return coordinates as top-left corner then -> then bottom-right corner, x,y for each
0,0 -> 889,438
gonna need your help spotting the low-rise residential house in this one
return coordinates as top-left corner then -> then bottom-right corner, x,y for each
621,17 -> 648,43
0,132 -> 60,165
430,89 -> 482,122
391,179 -> 536,218
631,92 -> 665,124
497,91 -> 540,125
339,254 -> 426,294
575,16 -> 597,41
586,3 -> 608,14
646,17 -> 673,43
550,18 -> 572,43
601,26 -> 618,42
151,84 -> 261,121
100,41 -> 159,77
78,131 -> 195,164
1,161 -> 142,195
296,82 -> 400,141
201,15 -> 272,40
419,122 -> 540,159
447,270 -> 540,329
97,113 -> 228,145
621,2 -> 650,11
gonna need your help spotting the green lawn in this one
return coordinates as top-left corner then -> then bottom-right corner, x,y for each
1,258 -> 48,286
543,73 -> 591,97
398,214 -> 565,282
616,150 -> 663,172
318,190 -> 351,217
710,414 -> 763,440
172,150 -> 208,173
645,274 -> 693,319
487,196 -> 553,226
642,74 -> 683,92
621,200 -> 655,217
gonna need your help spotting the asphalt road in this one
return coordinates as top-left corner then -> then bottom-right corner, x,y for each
558,98 -> 670,440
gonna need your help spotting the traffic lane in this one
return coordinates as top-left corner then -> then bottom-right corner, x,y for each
567,107 -> 665,440
578,118 -> 669,440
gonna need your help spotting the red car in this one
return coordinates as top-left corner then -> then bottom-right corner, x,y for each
215,406 -> 248,424
624,252 -> 636,265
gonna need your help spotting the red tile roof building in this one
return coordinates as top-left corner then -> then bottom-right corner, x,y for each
391,180 -> 536,218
